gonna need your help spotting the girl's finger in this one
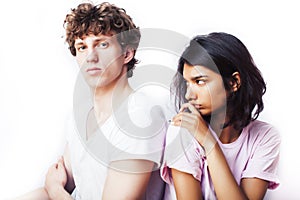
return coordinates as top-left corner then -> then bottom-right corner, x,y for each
179,103 -> 200,115
179,103 -> 190,112
172,113 -> 197,127
173,110 -> 199,123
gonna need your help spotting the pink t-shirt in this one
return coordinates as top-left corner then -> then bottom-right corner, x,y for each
161,120 -> 281,200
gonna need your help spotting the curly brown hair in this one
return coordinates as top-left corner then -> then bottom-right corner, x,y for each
64,2 -> 141,76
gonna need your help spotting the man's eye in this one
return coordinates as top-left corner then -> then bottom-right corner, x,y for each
97,41 -> 109,49
77,46 -> 86,52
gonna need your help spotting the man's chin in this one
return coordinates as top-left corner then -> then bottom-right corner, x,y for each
85,78 -> 104,88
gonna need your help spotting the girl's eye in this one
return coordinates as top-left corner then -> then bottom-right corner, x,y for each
196,79 -> 206,85
97,41 -> 109,49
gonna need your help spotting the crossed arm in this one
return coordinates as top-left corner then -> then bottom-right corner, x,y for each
15,143 -> 155,200
43,144 -> 74,200
170,103 -> 269,200
171,144 -> 269,200
13,144 -> 74,200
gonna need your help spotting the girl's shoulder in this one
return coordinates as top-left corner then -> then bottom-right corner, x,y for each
245,120 -> 281,144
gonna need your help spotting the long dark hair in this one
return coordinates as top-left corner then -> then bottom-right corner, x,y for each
171,32 -> 266,130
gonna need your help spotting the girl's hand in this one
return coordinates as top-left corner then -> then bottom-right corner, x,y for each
45,157 -> 68,199
171,103 -> 216,154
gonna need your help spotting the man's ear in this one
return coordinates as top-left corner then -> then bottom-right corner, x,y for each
123,47 -> 134,64
230,72 -> 241,92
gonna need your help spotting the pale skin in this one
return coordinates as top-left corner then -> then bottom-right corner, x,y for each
171,63 -> 269,200
12,151 -> 73,200
14,33 -> 154,200
46,33 -> 155,200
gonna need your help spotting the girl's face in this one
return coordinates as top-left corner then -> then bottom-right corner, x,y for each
183,63 -> 227,116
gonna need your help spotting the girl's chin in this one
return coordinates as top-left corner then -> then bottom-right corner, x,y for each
197,108 -> 210,116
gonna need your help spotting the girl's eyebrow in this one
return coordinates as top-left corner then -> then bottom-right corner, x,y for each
190,75 -> 208,81
183,75 -> 208,82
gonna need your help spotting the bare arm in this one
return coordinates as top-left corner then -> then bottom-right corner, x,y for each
13,188 -> 49,200
15,145 -> 75,200
102,159 -> 154,200
44,143 -> 74,200
44,157 -> 73,200
171,168 -> 202,200
241,178 -> 268,200
205,144 -> 247,199
205,144 -> 269,200
170,146 -> 265,200
172,103 -> 269,200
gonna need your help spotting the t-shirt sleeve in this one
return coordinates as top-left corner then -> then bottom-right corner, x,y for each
242,124 -> 281,189
161,125 -> 206,184
106,92 -> 168,170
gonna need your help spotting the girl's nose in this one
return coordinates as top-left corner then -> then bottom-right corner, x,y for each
185,84 -> 197,101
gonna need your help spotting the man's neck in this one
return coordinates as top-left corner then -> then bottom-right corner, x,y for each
91,78 -> 133,122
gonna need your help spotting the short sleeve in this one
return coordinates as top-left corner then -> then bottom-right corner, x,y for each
242,124 -> 281,189
161,125 -> 206,184
104,92 -> 168,170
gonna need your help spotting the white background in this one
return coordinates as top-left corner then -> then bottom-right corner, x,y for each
0,0 -> 299,199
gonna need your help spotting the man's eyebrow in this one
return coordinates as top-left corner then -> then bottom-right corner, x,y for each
75,37 -> 109,46
74,41 -> 84,46
94,38 -> 107,43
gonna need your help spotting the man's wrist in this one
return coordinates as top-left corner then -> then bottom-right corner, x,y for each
47,185 -> 70,200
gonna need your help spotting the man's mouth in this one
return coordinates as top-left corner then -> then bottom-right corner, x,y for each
86,67 -> 102,76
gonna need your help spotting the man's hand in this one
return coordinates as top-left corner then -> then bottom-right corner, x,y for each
45,157 -> 68,199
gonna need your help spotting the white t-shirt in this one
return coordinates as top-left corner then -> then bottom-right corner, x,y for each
67,91 -> 168,199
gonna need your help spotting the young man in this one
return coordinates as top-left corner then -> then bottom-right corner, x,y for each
16,2 -> 166,199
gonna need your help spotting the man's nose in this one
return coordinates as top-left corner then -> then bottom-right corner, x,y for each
86,48 -> 99,63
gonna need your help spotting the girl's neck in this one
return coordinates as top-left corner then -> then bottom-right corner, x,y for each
218,125 -> 242,144
209,113 -> 242,144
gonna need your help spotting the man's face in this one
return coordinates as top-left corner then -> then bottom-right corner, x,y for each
74,33 -> 127,90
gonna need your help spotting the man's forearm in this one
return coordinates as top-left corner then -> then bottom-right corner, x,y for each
14,187 -> 50,200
